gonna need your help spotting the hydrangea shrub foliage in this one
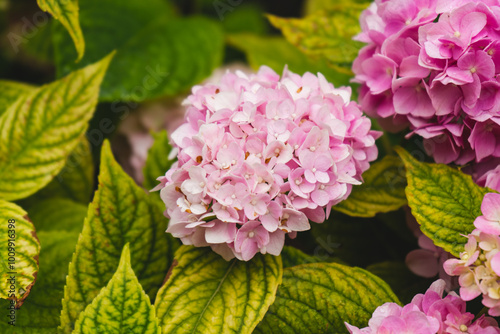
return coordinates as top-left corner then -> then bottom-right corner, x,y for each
1,0 -> 500,333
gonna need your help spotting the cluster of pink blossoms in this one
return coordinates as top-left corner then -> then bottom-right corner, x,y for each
345,279 -> 500,334
354,0 -> 500,166
155,66 -> 380,261
444,193 -> 500,316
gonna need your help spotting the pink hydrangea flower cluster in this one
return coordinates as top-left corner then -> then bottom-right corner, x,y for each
354,0 -> 500,165
444,193 -> 500,316
156,66 -> 380,261
345,279 -> 500,334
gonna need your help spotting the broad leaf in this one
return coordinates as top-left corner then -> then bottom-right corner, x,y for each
226,33 -> 351,86
255,263 -> 399,333
143,130 -> 175,191
28,198 -> 87,233
0,53 -> 113,201
53,0 -> 224,102
0,81 -> 35,115
268,3 -> 368,74
155,246 -> 282,334
59,140 -> 178,333
72,244 -> 160,334
37,0 -> 85,61
0,200 -> 40,304
333,156 -> 407,217
396,147 -> 492,257
0,199 -> 85,333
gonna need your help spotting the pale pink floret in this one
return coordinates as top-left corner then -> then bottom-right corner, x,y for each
353,0 -> 500,180
156,66 -> 380,260
474,193 -> 500,235
345,279 -> 500,333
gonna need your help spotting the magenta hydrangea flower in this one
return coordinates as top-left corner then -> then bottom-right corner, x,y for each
354,0 -> 500,166
155,66 -> 380,261
345,279 -> 500,333
444,193 -> 500,316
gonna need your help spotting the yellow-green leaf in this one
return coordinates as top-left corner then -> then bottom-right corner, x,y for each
0,81 -> 35,116
268,3 -> 368,73
72,244 -> 160,334
227,33 -> 351,87
0,200 -> 40,304
334,156 -> 407,217
59,140 -> 178,333
0,198 -> 86,333
37,0 -> 85,61
254,263 -> 400,333
155,246 -> 282,334
143,130 -> 175,191
304,0 -> 369,15
0,53 -> 113,201
396,147 -> 492,257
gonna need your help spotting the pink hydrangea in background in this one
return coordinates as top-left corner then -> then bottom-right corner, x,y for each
345,279 -> 500,334
444,193 -> 500,316
354,0 -> 500,168
155,66 -> 380,261
405,209 -> 458,290
463,157 -> 500,192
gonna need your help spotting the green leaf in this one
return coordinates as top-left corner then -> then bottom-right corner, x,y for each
0,53 -> 113,201
143,130 -> 175,191
0,199 -> 86,333
28,198 -> 87,233
33,137 -> 94,204
268,3 -> 368,75
59,140 -> 179,333
72,244 -> 160,334
54,0 -> 224,102
0,81 -> 35,116
53,0 -> 172,76
227,33 -> 351,87
37,0 -> 85,61
281,246 -> 322,268
333,155 -> 407,217
0,200 -> 40,304
396,147 -> 492,257
255,263 -> 400,333
155,246 -> 282,334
